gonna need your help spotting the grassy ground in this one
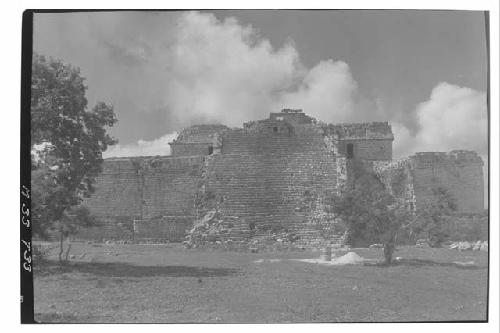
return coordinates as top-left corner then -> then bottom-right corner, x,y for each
33,242 -> 488,323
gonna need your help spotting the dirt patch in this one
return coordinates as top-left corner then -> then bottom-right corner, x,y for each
292,251 -> 376,266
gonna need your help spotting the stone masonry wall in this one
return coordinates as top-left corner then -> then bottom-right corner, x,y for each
411,151 -> 484,212
82,158 -> 143,218
170,143 -> 211,157
337,139 -> 393,161
79,155 -> 204,241
141,156 -> 204,218
374,151 -> 484,212
328,122 -> 394,162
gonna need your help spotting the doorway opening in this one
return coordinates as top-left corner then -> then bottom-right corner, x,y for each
346,143 -> 354,159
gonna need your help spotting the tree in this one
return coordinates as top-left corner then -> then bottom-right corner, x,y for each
328,162 -> 410,264
31,53 -> 118,262
54,206 -> 99,261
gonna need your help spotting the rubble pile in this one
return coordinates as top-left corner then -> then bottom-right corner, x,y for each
184,213 -> 307,251
183,210 -> 239,248
449,240 -> 488,252
415,239 -> 431,248
183,209 -> 343,251
246,230 -> 304,252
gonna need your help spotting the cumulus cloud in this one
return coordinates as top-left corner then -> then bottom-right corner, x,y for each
393,82 -> 487,158
276,60 -> 358,123
392,122 -> 416,159
161,12 -> 302,126
414,82 -> 487,155
89,11 -> 378,129
103,132 -> 178,158
163,12 -> 382,127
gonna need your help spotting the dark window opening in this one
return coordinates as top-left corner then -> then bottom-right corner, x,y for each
208,145 -> 214,155
273,126 -> 278,133
346,143 -> 354,159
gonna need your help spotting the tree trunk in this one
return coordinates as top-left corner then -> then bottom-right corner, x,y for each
383,242 -> 394,265
64,241 -> 72,261
58,226 -> 64,263
383,232 -> 397,265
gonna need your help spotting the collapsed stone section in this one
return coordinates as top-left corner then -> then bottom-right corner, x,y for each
374,150 -> 484,212
373,157 -> 416,211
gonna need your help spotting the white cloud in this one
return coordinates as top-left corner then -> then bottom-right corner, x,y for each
392,122 -> 415,159
162,12 -> 302,126
393,82 -> 487,158
103,132 -> 178,158
414,82 -> 487,155
276,60 -> 360,123
163,12 -> 381,127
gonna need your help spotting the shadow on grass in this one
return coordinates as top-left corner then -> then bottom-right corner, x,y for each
365,258 -> 486,270
35,260 -> 239,278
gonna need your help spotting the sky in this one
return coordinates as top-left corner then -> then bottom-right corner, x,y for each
32,10 -> 488,197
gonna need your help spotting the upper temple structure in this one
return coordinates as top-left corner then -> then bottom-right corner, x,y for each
79,109 -> 484,245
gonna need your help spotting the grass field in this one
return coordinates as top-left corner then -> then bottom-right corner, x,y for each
33,242 -> 488,323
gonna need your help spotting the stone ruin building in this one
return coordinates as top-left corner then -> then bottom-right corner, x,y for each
78,109 -> 484,247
